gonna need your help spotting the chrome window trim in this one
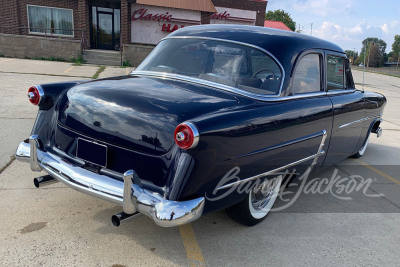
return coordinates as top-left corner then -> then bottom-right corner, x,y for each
326,53 -> 346,90
130,37 -> 358,102
326,89 -> 356,95
132,36 -> 286,98
131,71 -> 330,102
289,51 -> 325,95
338,115 -> 381,129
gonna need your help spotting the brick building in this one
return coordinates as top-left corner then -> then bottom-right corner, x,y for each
0,0 -> 267,65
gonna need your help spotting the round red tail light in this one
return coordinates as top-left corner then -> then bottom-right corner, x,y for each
174,122 -> 199,149
28,86 -> 41,105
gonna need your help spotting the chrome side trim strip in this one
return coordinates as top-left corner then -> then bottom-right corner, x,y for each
232,130 -> 325,159
338,115 -> 381,129
217,130 -> 327,190
132,71 -> 329,102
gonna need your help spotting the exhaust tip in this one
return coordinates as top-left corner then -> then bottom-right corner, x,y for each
111,215 -> 121,227
111,212 -> 141,227
33,178 -> 40,188
33,175 -> 56,188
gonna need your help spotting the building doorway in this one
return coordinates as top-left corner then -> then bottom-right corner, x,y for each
90,5 -> 120,50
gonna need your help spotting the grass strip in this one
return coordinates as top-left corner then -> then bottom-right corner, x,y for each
92,66 -> 106,79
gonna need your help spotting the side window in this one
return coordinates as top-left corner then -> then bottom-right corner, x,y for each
138,38 -> 283,95
345,59 -> 355,89
292,54 -> 321,94
327,55 -> 345,90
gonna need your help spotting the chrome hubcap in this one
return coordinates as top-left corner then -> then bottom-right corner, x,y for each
251,178 -> 279,211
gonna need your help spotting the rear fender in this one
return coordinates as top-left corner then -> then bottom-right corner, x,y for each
352,117 -> 382,154
30,81 -> 87,147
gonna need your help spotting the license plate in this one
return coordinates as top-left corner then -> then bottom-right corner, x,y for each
76,138 -> 107,167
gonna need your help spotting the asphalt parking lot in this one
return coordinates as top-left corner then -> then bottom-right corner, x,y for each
0,58 -> 399,266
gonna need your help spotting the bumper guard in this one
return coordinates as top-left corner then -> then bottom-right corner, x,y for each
15,135 -> 205,227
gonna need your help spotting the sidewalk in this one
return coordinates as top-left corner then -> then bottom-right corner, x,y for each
0,57 -> 134,79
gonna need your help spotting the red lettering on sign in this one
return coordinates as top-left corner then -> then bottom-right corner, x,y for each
161,24 -> 185,33
171,25 -> 179,32
132,9 -> 172,22
210,11 -> 230,20
162,24 -> 171,32
132,9 -> 145,21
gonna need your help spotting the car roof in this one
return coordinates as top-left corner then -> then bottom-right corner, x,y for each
169,24 -> 344,76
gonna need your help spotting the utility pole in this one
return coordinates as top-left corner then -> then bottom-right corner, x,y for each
301,23 -> 313,35
397,52 -> 399,68
363,44 -> 366,91
367,42 -> 373,68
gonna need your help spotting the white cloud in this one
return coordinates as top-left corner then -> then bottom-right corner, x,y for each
266,0 -> 399,52
312,21 -> 365,42
347,23 -> 364,35
293,0 -> 356,17
381,24 -> 389,34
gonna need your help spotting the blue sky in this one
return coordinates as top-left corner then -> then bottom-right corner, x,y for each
267,0 -> 400,53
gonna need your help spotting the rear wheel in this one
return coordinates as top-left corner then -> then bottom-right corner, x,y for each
226,176 -> 282,226
351,135 -> 370,158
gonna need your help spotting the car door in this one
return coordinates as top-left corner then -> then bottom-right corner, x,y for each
323,52 -> 365,165
275,50 -> 334,171
227,50 -> 334,178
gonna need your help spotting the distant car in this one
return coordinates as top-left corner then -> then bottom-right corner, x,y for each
16,25 -> 386,227
359,64 -> 364,67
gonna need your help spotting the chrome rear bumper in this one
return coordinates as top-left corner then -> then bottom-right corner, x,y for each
15,135 -> 205,227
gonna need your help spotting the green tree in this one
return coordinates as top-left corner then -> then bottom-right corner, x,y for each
265,9 -> 296,31
392,35 -> 400,62
361,37 -> 387,67
368,44 -> 381,67
345,50 -> 358,64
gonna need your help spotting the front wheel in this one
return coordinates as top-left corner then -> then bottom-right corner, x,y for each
226,176 -> 282,226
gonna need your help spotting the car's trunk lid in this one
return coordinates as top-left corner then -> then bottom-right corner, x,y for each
57,75 -> 238,155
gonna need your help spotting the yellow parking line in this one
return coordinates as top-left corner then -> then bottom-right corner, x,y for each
0,59 -> 15,63
64,66 -> 75,73
355,159 -> 400,185
179,224 -> 206,266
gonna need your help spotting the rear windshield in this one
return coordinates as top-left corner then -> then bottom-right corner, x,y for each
136,38 -> 283,95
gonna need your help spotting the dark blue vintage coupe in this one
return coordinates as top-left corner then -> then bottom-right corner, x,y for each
16,25 -> 386,227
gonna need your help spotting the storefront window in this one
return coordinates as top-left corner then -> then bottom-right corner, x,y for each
27,5 -> 73,36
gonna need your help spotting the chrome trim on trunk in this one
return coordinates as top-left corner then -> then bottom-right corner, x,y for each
15,137 -> 205,227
